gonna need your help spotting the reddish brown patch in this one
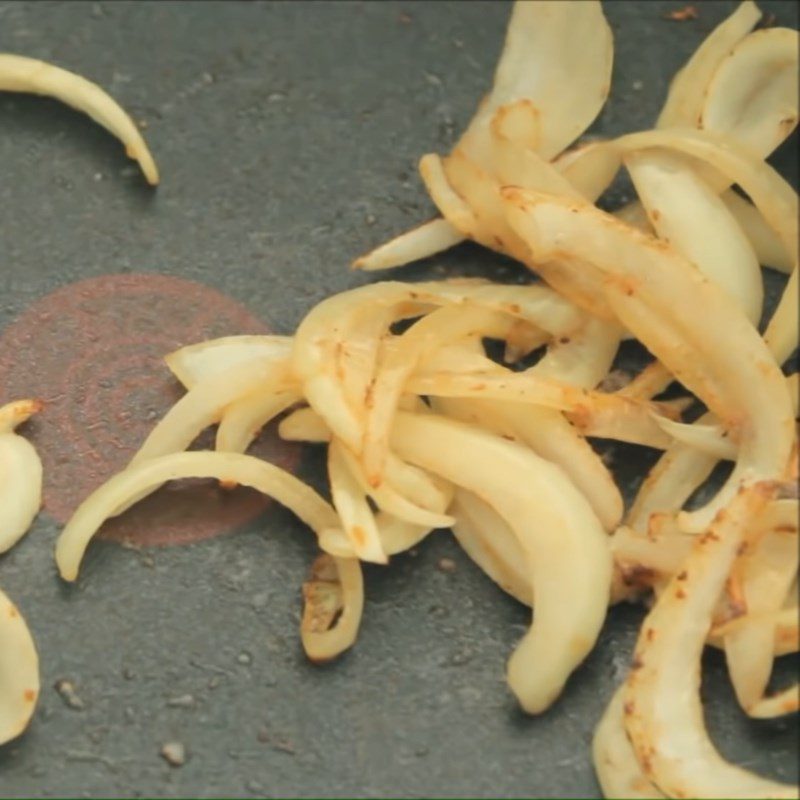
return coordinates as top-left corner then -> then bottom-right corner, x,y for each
23,689 -> 36,703
8,605 -> 18,618
662,6 -> 699,22
351,525 -> 367,547
0,274 -> 298,547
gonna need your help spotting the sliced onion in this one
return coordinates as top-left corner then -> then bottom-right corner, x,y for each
164,335 -> 293,391
0,588 -> 39,745
456,0 -> 613,166
501,188 -> 794,533
0,53 -> 159,184
0,400 -> 43,554
656,1 -> 761,129
625,149 -> 763,324
55,450 -> 339,582
352,217 -> 465,272
623,482 -> 798,799
391,411 -> 611,713
300,552 -> 363,663
450,488 -> 531,606
436,395 -> 622,531
215,389 -> 301,455
701,28 -> 799,160
592,686 -> 666,800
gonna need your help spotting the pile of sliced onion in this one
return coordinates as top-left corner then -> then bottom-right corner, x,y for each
3,1 -> 797,794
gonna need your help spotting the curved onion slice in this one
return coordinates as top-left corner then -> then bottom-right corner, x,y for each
407,368 -> 681,447
0,53 -> 159,184
352,218 -> 465,272
701,28 -> 799,160
652,416 -> 737,461
721,189 -> 794,274
362,305 -> 514,486
390,411 -> 611,713
436,396 -> 622,532
353,0 -> 612,271
553,140 -> 623,203
501,188 -> 794,533
625,149 -> 763,324
55,450 -> 338,582
592,686 -> 666,800
300,553 -> 363,663
279,407 -> 331,444
456,0 -> 612,166
0,400 -> 43,554
164,335 -> 293,391
131,357 -> 293,466
724,511 -> 798,711
0,588 -> 39,745
449,488 -> 531,606
656,1 -> 761,129
215,388 -> 301,456
623,482 -> 799,799
327,439 -> 386,564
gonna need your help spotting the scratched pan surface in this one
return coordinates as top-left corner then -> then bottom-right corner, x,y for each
0,1 -> 797,797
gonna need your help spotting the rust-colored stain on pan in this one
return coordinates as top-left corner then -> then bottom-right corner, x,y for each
0,273 -> 299,546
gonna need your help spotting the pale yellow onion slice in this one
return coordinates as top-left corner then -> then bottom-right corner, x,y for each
320,474 -> 453,560
724,509 -> 798,711
300,552 -> 363,662
352,218 -> 465,272
353,0 -> 612,270
721,189 -> 793,274
334,442 -> 454,530
701,28 -> 799,160
279,406 -> 331,443
614,128 -> 798,261
748,684 -> 800,719
489,107 -> 582,200
441,148 -> 528,260
763,266 -> 798,364
625,149 -> 763,324
215,389 -> 301,455
436,395 -> 623,532
592,686 -> 666,800
501,189 -> 794,532
419,153 -> 483,242
131,356 -> 294,466
623,482 -> 799,800
612,128 -> 799,365
456,0 -> 613,166
0,53 -> 159,184
407,368 -> 680,450
391,411 -> 611,713
611,524 -> 693,583
617,362 -> 674,401
164,335 -> 293,391
656,1 -> 761,129
362,305 -> 515,486
327,439 -> 386,564
293,280 -> 476,452
0,400 -> 43,553
449,488 -> 531,606
320,512 -> 442,561
652,417 -> 737,461
709,606 -> 798,657
0,588 -> 39,745
553,140 -> 623,203
55,450 -> 338,582
630,427 -> 719,537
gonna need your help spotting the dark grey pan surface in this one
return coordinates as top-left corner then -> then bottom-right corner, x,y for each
0,1 -> 797,797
